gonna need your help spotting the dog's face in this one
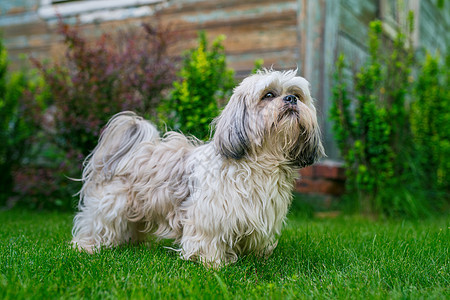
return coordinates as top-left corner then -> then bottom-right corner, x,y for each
214,70 -> 325,167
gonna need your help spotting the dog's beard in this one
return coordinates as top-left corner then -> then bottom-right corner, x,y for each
263,101 -> 322,167
277,103 -> 300,123
270,107 -> 301,151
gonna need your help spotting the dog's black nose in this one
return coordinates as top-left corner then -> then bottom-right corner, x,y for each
283,95 -> 297,105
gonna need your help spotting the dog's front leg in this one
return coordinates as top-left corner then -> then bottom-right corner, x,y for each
179,223 -> 238,268
258,238 -> 279,259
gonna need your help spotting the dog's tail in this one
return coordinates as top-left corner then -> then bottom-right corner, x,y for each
81,111 -> 159,184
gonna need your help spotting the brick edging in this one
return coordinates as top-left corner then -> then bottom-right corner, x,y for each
295,160 -> 346,196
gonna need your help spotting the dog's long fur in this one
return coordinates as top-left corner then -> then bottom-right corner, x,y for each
72,70 -> 325,267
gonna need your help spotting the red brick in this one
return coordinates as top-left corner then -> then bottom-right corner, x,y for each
295,178 -> 345,196
296,160 -> 346,197
299,165 -> 315,178
314,163 -> 346,180
295,177 -> 316,193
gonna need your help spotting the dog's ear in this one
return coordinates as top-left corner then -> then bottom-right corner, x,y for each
213,93 -> 250,160
290,127 -> 326,167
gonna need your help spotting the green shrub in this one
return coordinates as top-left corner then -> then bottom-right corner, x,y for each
159,31 -> 235,140
411,53 -> 449,194
0,40 -> 44,207
252,59 -> 264,74
330,17 -> 441,217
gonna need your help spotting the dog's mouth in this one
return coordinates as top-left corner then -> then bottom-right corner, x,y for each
277,104 -> 299,121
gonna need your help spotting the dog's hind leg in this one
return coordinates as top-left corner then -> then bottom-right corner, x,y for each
72,112 -> 158,253
71,181 -> 139,253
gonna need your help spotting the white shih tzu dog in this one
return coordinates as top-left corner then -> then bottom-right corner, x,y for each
72,69 -> 325,267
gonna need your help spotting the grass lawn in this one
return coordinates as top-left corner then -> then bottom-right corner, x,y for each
1,207 -> 448,299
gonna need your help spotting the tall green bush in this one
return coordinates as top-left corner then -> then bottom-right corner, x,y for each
0,39 -> 44,207
411,53 -> 449,194
330,18 -> 440,217
159,31 -> 235,140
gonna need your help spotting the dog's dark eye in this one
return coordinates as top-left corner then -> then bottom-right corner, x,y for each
263,92 -> 275,99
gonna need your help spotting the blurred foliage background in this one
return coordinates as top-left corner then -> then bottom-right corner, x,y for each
0,16 -> 448,217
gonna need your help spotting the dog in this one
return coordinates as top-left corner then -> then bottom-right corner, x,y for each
71,69 -> 325,267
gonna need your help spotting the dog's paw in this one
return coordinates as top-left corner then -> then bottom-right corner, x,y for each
70,240 -> 98,254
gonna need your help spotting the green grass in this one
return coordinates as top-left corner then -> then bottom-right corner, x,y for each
1,209 -> 448,299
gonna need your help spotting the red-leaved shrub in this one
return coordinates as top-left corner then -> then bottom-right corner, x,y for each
34,21 -> 177,155
13,21 -> 177,209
